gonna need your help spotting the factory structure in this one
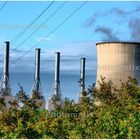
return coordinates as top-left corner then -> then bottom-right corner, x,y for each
1,41 -> 140,109
0,41 -> 87,109
31,48 -> 46,109
78,58 -> 86,101
96,42 -> 140,87
48,52 -> 62,111
0,42 -> 15,108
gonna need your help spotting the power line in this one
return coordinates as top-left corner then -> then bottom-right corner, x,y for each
0,1 -> 8,51
11,1 -> 87,65
0,1 -> 54,60
11,1 -> 55,43
12,1 -> 67,51
0,0 -> 8,12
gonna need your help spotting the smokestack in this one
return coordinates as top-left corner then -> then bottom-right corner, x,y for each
54,52 -> 61,98
0,41 -> 12,96
35,48 -> 40,91
80,58 -> 86,93
31,48 -> 42,97
3,41 -> 10,88
48,52 -> 62,110
31,48 -> 46,109
55,52 -> 60,83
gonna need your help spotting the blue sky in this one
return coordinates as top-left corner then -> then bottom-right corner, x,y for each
0,1 -> 140,74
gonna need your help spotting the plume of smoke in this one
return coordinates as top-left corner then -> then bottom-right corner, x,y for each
110,8 -> 129,17
83,6 -> 140,28
83,8 -> 128,28
83,4 -> 140,42
95,26 -> 119,41
128,18 -> 140,42
83,13 -> 99,28
133,5 -> 140,13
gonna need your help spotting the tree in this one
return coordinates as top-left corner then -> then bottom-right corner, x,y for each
0,77 -> 140,138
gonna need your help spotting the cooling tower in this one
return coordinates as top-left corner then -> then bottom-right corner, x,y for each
96,42 -> 140,87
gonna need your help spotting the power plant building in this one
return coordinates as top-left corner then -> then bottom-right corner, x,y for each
96,42 -> 140,87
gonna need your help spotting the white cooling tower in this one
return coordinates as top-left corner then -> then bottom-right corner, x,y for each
96,42 -> 140,87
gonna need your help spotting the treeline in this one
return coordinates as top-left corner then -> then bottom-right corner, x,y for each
0,77 -> 140,139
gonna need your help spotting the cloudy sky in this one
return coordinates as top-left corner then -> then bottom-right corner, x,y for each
0,1 -> 140,74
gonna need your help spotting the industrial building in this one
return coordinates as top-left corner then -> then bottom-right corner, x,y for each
96,42 -> 140,87
3,40 -> 140,109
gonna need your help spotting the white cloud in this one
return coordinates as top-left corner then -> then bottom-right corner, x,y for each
35,37 -> 52,43
0,41 -> 97,74
44,40 -> 96,57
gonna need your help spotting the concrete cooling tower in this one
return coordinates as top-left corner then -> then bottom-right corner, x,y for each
96,42 -> 140,87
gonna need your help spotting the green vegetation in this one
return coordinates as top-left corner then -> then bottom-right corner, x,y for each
0,77 -> 140,139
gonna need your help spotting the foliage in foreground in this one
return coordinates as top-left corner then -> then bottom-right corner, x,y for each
0,77 -> 140,139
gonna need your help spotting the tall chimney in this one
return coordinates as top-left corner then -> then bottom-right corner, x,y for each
31,48 -> 46,109
54,52 -> 60,96
35,48 -> 40,91
0,41 -> 12,96
53,52 -> 61,101
31,48 -> 42,97
48,52 -> 62,110
80,58 -> 86,93
3,42 -> 10,88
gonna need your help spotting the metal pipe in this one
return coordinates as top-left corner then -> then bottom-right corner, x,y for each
80,58 -> 86,93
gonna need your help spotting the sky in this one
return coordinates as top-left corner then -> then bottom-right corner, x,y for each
0,1 -> 140,75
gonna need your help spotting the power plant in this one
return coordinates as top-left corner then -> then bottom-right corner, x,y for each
96,42 -> 140,87
48,52 -> 62,110
1,40 -> 140,109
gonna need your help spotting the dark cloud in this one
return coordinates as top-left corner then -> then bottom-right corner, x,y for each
95,26 -> 119,41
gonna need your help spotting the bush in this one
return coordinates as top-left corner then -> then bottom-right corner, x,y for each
0,77 -> 140,138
